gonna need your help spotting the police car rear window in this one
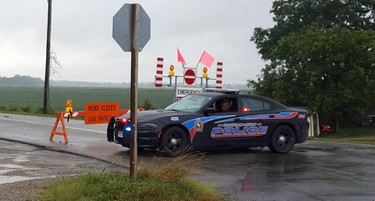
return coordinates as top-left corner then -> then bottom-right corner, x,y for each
242,98 -> 272,111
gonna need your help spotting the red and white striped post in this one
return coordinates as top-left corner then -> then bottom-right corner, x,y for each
155,57 -> 164,87
216,62 -> 223,89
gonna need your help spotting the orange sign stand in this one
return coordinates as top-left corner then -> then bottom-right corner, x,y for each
49,112 -> 69,143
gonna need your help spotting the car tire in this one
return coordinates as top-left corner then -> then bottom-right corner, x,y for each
159,127 -> 188,157
107,117 -> 115,142
268,125 -> 295,154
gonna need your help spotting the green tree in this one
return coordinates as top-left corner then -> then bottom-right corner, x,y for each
249,0 -> 375,129
253,0 -> 375,60
139,99 -> 154,110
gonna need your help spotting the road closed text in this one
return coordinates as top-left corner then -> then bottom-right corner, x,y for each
87,104 -> 118,112
85,102 -> 120,124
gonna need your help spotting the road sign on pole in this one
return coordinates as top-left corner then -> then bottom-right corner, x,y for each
113,4 -> 151,52
113,3 -> 150,178
184,68 -> 196,86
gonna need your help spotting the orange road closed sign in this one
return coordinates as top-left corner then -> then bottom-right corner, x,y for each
84,102 -> 120,124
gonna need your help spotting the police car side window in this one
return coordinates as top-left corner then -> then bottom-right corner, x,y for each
242,98 -> 271,111
216,98 -> 237,112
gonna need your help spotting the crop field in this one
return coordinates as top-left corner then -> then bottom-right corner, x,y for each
0,86 -> 175,113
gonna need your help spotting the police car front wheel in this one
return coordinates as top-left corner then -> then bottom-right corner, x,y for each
159,127 -> 188,157
107,117 -> 115,142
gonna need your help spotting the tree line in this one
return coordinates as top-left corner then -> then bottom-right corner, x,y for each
249,0 -> 375,130
0,75 -> 43,87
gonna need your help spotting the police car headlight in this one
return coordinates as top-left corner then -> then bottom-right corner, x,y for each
138,123 -> 159,129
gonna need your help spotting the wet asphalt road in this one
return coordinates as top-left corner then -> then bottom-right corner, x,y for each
1,113 -> 375,201
198,143 -> 375,201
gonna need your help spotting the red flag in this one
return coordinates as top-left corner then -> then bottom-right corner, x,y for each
198,51 -> 214,68
177,48 -> 186,66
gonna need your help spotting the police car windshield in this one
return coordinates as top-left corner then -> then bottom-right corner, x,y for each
164,94 -> 211,113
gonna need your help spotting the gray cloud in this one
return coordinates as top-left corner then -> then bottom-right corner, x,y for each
0,0 -> 274,85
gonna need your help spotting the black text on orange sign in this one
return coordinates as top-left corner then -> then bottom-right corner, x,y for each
84,102 -> 120,124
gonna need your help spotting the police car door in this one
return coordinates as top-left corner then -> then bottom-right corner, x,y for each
236,96 -> 277,146
206,96 -> 276,148
201,97 -> 243,148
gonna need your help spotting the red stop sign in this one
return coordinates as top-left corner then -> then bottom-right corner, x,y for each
184,69 -> 196,85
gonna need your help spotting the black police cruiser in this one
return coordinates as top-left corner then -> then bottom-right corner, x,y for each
107,89 -> 309,156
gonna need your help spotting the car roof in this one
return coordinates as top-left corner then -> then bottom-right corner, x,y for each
196,91 -> 287,108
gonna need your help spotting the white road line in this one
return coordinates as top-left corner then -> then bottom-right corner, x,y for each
0,117 -> 106,134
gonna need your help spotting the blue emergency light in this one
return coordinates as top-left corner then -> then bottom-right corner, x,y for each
124,124 -> 132,134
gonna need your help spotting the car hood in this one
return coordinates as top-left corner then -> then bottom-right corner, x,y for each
119,109 -> 195,122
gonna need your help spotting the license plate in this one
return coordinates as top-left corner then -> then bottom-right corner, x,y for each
117,130 -> 123,138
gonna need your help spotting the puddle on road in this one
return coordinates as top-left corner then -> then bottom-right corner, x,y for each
13,155 -> 29,163
0,163 -> 48,185
0,164 -> 24,169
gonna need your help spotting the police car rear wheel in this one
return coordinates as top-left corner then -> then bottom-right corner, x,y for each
268,125 -> 295,154
159,127 -> 188,157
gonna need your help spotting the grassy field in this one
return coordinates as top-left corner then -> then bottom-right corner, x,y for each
0,86 -> 175,113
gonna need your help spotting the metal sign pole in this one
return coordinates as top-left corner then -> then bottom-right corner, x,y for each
130,4 -> 139,178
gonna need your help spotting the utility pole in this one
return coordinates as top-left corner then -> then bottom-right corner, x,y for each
43,0 -> 52,114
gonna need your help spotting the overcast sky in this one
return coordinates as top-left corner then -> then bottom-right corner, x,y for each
0,0 -> 274,86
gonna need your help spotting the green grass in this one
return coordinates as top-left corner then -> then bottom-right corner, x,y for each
36,172 -> 224,201
312,128 -> 375,145
36,154 -> 229,201
0,86 -> 175,113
